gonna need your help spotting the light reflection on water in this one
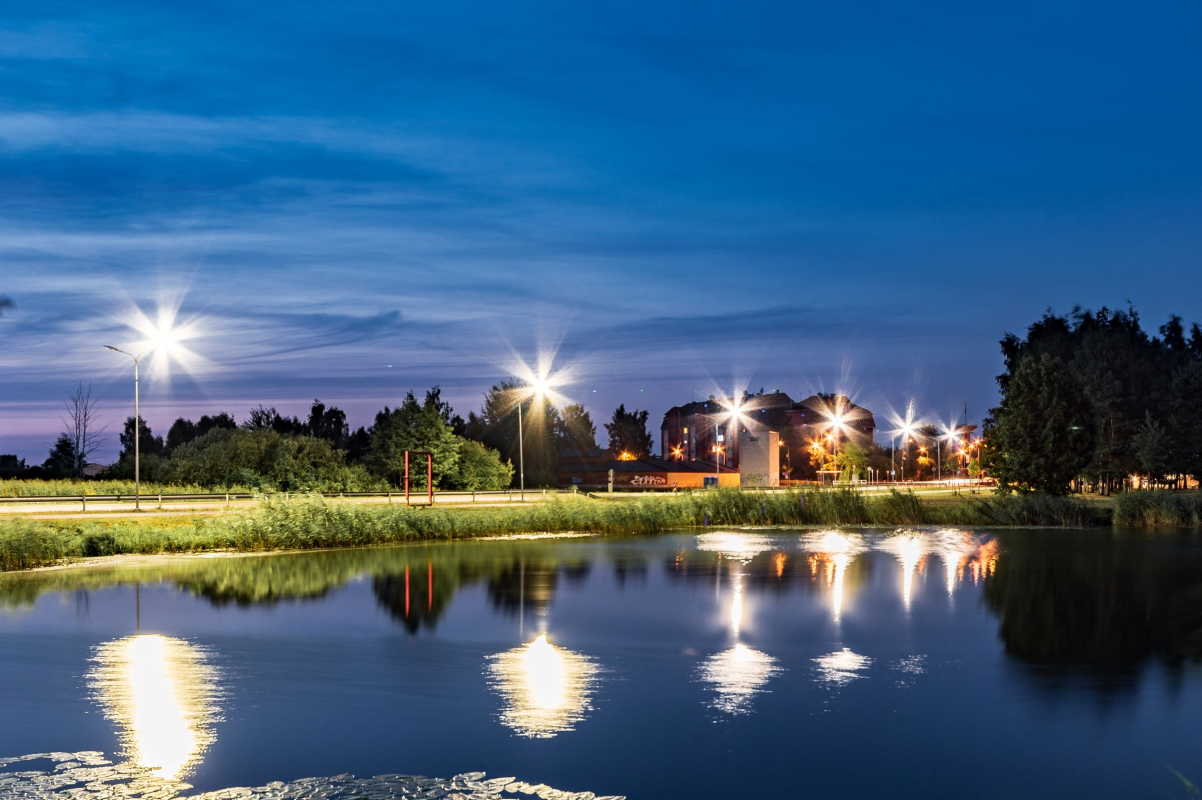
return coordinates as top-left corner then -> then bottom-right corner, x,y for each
812,648 -> 872,687
2,528 -> 1199,799
698,643 -> 781,715
801,531 -> 867,622
486,633 -> 600,738
88,634 -> 220,781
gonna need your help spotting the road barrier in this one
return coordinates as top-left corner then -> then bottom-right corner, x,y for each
0,480 -> 994,512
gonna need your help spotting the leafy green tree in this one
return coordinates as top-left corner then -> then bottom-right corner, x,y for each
463,380 -> 561,486
346,426 -> 372,462
369,390 -> 462,489
455,438 -> 514,490
118,416 -> 165,460
1167,360 -> 1202,484
985,353 -> 1096,495
306,399 -> 349,448
1132,412 -> 1170,485
555,403 -> 597,452
165,418 -> 198,452
605,404 -> 653,458
835,440 -> 867,481
42,434 -> 79,477
163,427 -> 376,491
996,306 -> 1201,492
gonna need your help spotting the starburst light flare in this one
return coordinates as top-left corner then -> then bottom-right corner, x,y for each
887,398 -> 923,443
119,298 -> 208,381
507,349 -> 577,409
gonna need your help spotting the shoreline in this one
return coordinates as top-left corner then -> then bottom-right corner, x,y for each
1,489 -> 1198,575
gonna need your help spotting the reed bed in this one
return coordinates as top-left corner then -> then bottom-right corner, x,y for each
0,488 -> 1121,573
1113,490 -> 1202,527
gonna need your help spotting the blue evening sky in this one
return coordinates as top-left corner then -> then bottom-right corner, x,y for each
1,0 -> 1200,462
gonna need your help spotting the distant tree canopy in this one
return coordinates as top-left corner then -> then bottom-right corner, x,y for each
97,392 -> 510,492
985,307 -> 1202,493
73,384 -> 625,492
166,412 -> 237,453
604,404 -> 653,458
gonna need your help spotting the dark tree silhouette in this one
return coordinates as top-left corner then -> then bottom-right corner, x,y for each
604,404 -> 653,458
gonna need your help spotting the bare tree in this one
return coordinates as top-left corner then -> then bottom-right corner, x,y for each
61,382 -> 109,477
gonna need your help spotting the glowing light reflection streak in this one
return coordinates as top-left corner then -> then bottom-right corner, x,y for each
88,634 -> 220,782
801,530 -> 866,622
486,634 -> 600,738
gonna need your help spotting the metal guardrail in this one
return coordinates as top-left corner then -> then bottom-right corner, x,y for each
0,481 -> 994,511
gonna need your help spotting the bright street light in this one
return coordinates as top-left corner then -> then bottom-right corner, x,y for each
104,345 -> 145,510
105,307 -> 193,511
515,379 -> 547,502
711,397 -> 745,487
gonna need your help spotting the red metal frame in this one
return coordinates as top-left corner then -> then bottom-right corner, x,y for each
404,450 -> 433,506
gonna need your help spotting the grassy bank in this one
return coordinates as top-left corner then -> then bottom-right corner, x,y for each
0,488 -> 1124,572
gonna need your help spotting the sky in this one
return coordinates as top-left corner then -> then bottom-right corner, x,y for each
1,0 -> 1200,463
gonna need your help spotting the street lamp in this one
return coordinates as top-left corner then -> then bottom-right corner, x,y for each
104,346 -> 145,510
515,378 -> 548,502
710,397 -> 744,487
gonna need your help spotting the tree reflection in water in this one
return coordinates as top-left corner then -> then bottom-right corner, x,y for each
4,529 -> 1202,690
982,530 -> 1202,679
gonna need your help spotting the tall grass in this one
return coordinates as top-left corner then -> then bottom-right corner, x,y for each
0,488 -> 1121,573
0,479 -> 254,497
931,492 -> 1110,528
1113,491 -> 1202,527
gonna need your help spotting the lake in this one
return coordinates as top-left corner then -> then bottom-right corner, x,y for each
2,528 -> 1201,799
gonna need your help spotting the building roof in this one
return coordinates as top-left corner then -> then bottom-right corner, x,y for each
555,456 -> 737,474
661,391 -> 875,430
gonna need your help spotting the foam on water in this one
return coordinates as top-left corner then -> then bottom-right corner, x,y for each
0,752 -> 624,800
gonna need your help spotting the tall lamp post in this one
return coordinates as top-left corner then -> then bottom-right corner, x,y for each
515,379 -> 548,502
104,345 -> 143,511
709,399 -> 743,488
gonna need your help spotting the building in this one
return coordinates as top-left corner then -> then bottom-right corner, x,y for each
556,449 -> 739,489
660,391 -> 875,480
738,430 -> 780,487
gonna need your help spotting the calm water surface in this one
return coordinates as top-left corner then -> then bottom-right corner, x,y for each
2,528 -> 1201,799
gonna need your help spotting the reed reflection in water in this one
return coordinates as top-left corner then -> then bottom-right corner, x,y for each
88,634 -> 220,781
486,634 -> 600,738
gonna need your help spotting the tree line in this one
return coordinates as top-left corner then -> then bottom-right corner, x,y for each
13,382 -> 660,491
985,307 -> 1202,495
